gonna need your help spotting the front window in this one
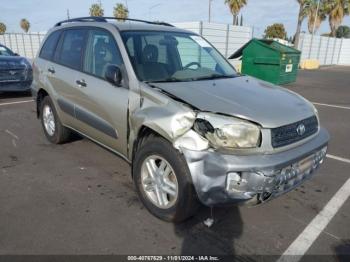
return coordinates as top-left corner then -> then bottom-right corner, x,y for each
83,29 -> 123,78
121,31 -> 237,83
0,45 -> 15,56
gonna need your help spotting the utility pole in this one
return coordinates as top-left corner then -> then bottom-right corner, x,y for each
125,0 -> 129,16
66,9 -> 70,19
208,0 -> 213,23
98,0 -> 102,8
149,3 -> 161,20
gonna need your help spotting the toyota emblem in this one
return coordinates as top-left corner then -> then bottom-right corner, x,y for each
297,124 -> 306,136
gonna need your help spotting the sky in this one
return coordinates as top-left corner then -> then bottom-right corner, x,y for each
1,0 -> 350,36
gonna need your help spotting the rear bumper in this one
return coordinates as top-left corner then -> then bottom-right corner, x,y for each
182,128 -> 330,206
0,80 -> 32,92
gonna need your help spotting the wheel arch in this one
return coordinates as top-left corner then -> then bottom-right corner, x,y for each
131,125 -> 172,177
36,88 -> 49,118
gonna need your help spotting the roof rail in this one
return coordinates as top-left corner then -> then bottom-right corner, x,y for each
54,17 -> 107,27
112,17 -> 174,27
54,16 -> 174,27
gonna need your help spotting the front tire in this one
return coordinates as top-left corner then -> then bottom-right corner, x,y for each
40,96 -> 71,144
133,135 -> 199,223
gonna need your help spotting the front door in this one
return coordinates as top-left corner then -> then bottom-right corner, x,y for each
71,28 -> 129,157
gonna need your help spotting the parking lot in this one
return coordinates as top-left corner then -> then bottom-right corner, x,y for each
0,66 -> 349,260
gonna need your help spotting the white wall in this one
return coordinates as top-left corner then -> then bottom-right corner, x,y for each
172,22 -> 253,58
338,39 -> 350,65
2,28 -> 349,66
297,33 -> 350,65
0,32 -> 46,59
1,22 -> 253,61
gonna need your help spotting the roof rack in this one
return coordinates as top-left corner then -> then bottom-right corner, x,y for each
54,17 -> 106,27
54,17 -> 174,27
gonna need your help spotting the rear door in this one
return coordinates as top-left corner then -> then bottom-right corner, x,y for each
41,28 -> 88,128
33,30 -> 61,103
70,28 -> 129,156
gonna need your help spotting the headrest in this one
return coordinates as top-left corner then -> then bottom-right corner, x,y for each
142,44 -> 158,63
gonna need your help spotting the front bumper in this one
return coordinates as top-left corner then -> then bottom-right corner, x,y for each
0,80 -> 32,92
182,128 -> 330,206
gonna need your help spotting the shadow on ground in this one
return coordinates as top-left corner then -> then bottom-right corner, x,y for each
333,240 -> 350,262
174,206 -> 243,256
0,91 -> 32,99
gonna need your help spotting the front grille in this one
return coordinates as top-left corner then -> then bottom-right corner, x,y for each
0,69 -> 25,82
271,116 -> 318,148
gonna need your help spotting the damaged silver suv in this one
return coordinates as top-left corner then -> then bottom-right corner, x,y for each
32,17 -> 329,222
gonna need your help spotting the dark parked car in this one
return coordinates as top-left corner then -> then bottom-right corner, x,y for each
0,44 -> 33,93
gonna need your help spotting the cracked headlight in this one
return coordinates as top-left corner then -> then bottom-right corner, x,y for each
194,113 -> 261,149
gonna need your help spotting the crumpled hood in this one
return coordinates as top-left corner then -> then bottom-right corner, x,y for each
153,76 -> 315,128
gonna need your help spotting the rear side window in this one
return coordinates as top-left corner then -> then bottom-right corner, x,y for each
39,30 -> 61,60
57,29 -> 86,70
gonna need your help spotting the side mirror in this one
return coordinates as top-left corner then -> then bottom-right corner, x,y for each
105,64 -> 122,87
14,53 -> 20,56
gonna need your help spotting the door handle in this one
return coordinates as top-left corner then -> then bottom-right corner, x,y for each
76,79 -> 87,87
48,67 -> 55,74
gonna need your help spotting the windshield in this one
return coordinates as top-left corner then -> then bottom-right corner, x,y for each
0,45 -> 15,56
121,31 -> 238,83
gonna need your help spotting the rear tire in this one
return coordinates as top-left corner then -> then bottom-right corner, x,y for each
133,135 -> 199,223
40,96 -> 71,144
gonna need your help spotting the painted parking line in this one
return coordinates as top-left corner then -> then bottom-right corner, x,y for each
0,100 -> 34,107
327,154 -> 350,164
5,129 -> 19,140
278,178 -> 350,262
312,102 -> 350,110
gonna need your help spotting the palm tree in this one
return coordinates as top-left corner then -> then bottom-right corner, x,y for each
113,3 -> 129,20
325,0 -> 350,37
89,3 -> 104,17
224,0 -> 247,25
20,19 -> 30,33
0,22 -> 6,35
294,0 -> 313,47
307,1 -> 327,34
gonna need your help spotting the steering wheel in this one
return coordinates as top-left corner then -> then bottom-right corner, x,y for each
184,62 -> 201,70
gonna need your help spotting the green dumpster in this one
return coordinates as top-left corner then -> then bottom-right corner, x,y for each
229,39 -> 301,85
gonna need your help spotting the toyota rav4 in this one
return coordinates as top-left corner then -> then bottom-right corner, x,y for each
32,17 -> 329,222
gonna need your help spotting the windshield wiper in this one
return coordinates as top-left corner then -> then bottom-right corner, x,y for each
146,74 -> 236,84
146,77 -> 185,83
191,74 -> 236,81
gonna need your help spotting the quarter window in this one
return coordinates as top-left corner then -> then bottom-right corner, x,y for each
57,29 -> 86,70
83,29 -> 123,78
39,30 -> 61,60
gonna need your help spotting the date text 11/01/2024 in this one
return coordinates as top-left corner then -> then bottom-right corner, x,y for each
127,255 -> 220,261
